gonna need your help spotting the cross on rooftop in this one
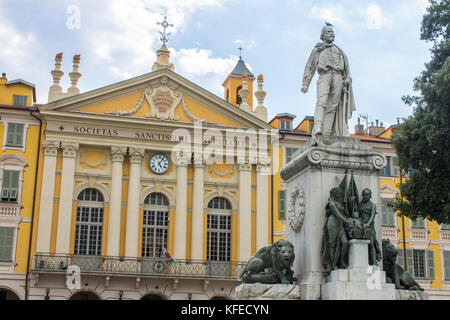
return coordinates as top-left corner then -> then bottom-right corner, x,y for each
238,46 -> 243,59
157,16 -> 173,46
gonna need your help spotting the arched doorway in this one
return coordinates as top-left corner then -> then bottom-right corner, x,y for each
69,291 -> 100,300
0,288 -> 20,300
141,293 -> 166,300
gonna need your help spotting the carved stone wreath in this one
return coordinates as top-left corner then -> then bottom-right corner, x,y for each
287,185 -> 305,232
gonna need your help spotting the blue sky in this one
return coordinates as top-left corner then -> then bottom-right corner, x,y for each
0,0 -> 432,131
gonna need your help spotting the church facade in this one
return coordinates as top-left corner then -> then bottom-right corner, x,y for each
28,47 -> 275,300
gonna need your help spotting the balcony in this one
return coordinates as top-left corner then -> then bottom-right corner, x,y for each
382,227 -> 397,239
411,229 -> 427,240
31,253 -> 246,281
0,202 -> 20,217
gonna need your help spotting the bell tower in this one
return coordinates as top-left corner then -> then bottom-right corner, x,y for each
222,48 -> 255,109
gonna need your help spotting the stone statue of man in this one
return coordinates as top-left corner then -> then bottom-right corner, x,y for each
301,23 -> 356,137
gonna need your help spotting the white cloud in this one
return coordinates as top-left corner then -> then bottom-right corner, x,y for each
172,48 -> 238,95
81,0 -> 225,79
311,5 -> 343,23
364,4 -> 390,30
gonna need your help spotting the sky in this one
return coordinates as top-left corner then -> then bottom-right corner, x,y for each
0,0 -> 432,131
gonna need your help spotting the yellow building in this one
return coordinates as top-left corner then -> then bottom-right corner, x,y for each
23,47 -> 275,300
270,115 -> 450,299
0,73 -> 40,300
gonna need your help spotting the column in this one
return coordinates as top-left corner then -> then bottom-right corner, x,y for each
56,142 -> 79,254
191,154 -> 204,261
256,164 -> 269,250
124,147 -> 145,258
173,155 -> 188,260
107,146 -> 127,257
238,163 -> 252,262
36,140 -> 60,253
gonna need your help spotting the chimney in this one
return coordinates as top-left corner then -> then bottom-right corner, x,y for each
354,117 -> 365,135
68,54 -> 81,96
253,74 -> 268,121
0,73 -> 6,85
238,73 -> 251,113
368,119 -> 385,136
48,52 -> 64,102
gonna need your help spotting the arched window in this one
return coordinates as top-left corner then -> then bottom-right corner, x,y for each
74,188 -> 104,256
142,193 -> 169,258
236,85 -> 242,105
207,197 -> 232,262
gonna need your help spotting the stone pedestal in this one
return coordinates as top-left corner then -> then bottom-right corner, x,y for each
235,283 -> 300,300
321,239 -> 396,300
280,135 -> 387,300
395,289 -> 429,300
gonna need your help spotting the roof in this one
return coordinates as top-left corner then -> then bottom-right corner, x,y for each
0,103 -> 39,111
5,79 -> 37,102
350,133 -> 391,143
276,113 -> 296,119
230,59 -> 254,78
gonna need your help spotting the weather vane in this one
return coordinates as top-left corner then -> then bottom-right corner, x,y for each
157,16 -> 173,46
237,46 -> 243,59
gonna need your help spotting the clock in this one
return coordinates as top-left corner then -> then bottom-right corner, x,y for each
149,153 -> 170,174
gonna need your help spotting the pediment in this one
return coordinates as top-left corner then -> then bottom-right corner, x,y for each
40,69 -> 271,130
380,183 -> 399,198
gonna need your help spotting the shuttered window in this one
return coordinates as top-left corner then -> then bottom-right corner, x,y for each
443,251 -> 450,281
5,123 -> 24,147
278,190 -> 286,220
1,170 -> 19,202
0,227 -> 14,262
285,147 -> 299,164
397,248 -> 434,279
381,198 -> 396,227
379,156 -> 391,176
12,94 -> 28,106
412,217 -> 426,228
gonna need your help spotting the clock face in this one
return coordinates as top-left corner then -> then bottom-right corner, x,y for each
149,153 -> 170,174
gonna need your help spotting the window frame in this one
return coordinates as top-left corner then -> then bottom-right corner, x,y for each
206,197 -> 232,263
381,198 -> 396,227
12,94 -> 28,106
1,119 -> 30,153
74,189 -> 104,256
141,193 -> 169,259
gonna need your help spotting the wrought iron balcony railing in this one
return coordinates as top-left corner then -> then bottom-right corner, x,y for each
32,253 -> 246,281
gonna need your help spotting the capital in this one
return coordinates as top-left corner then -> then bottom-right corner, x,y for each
238,163 -> 252,172
61,142 -> 79,158
43,140 -> 60,156
111,146 -> 127,162
128,147 -> 145,163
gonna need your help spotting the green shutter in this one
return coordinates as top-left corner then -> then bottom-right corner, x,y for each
278,190 -> 286,220
1,170 -> 19,202
406,249 -> 414,273
6,123 -> 24,147
427,250 -> 435,280
444,251 -> 450,281
396,249 -> 404,268
0,227 -> 14,262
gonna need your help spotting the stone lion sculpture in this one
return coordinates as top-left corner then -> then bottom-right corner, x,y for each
382,239 -> 423,291
238,239 -> 296,284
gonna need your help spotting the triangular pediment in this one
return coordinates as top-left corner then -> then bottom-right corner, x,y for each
40,69 -> 272,130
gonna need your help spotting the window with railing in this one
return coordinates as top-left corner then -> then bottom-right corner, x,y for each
74,188 -> 104,256
381,198 -> 396,227
207,197 -> 231,262
141,193 -> 169,258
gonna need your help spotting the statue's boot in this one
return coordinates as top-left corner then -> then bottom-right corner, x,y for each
312,106 -> 325,137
